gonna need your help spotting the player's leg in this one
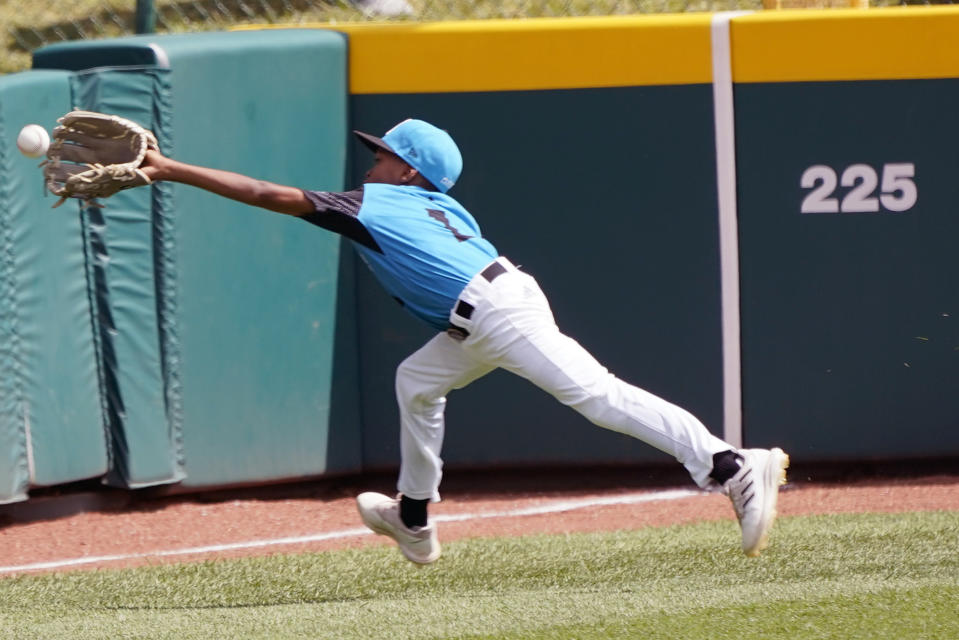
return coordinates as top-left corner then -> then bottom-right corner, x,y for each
467,271 -> 727,487
357,332 -> 493,564
465,270 -> 788,555
394,332 -> 495,502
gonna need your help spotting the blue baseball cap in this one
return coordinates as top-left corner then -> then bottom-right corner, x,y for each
354,119 -> 462,193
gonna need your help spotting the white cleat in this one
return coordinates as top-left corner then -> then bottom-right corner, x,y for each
356,492 -> 441,565
723,448 -> 790,557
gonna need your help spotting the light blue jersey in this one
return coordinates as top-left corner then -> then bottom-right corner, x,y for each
354,184 -> 498,331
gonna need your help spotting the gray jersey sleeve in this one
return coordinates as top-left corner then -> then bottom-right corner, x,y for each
299,188 -> 381,252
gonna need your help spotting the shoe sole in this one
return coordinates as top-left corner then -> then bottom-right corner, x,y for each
356,493 -> 440,565
746,447 -> 790,557
398,542 -> 441,565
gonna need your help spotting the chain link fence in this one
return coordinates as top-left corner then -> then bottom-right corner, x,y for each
1,0 -> 950,73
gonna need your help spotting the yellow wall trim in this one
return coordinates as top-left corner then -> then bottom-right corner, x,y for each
732,6 -> 959,83
238,16 -> 714,94
238,7 -> 959,90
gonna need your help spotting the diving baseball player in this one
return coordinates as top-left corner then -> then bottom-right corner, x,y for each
141,118 -> 789,565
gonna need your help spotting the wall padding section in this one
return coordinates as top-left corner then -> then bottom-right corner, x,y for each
34,30 -> 353,487
0,70 -> 108,502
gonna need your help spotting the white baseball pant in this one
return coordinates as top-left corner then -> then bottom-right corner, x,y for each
395,257 -> 732,502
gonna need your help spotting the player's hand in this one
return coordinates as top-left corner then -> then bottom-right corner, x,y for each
141,148 -> 172,182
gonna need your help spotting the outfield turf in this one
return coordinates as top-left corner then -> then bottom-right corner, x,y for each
0,511 -> 956,639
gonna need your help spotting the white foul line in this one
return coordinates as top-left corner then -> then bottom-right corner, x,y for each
0,488 -> 702,575
433,489 -> 701,523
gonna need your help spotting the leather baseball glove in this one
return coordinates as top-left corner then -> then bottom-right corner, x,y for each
43,110 -> 158,207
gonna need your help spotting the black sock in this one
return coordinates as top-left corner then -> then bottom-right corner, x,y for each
399,495 -> 429,529
709,450 -> 743,485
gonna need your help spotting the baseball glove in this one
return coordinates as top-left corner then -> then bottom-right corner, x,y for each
43,110 -> 158,207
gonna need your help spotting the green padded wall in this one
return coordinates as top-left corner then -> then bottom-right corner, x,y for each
0,70 -> 108,502
35,30 -> 353,487
76,68 -> 184,488
156,31 -> 351,485
25,55 -> 184,488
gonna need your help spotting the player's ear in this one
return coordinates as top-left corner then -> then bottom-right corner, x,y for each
400,164 -> 420,184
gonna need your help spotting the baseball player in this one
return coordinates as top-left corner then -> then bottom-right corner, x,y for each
141,118 -> 789,564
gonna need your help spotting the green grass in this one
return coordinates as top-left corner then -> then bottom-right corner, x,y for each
0,511 -> 956,639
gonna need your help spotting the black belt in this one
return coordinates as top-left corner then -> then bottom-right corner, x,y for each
447,260 -> 509,339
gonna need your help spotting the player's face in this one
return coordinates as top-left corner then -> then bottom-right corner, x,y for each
364,149 -> 414,187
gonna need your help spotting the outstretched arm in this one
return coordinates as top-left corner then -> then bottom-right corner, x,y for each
141,149 -> 314,216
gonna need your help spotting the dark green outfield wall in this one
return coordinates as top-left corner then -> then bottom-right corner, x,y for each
735,79 -> 959,458
349,86 -> 725,469
3,10 -> 958,504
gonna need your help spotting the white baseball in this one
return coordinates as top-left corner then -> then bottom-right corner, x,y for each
17,124 -> 50,158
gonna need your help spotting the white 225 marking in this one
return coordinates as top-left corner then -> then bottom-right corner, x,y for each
800,163 -> 917,213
